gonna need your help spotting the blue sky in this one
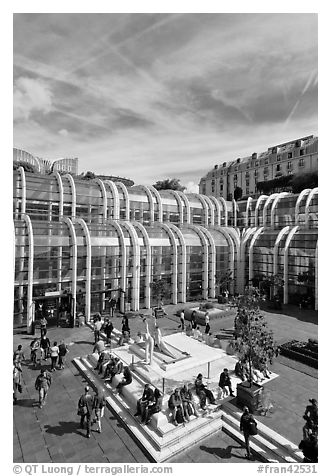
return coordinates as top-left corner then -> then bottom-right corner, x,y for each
13,13 -> 317,191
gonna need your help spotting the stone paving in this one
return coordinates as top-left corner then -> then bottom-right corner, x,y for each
13,303 -> 317,463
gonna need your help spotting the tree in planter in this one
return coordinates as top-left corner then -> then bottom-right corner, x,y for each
216,270 -> 233,301
231,286 -> 278,410
149,278 -> 171,309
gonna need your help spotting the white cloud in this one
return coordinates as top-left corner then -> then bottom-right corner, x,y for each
184,181 -> 199,193
58,128 -> 69,137
14,77 -> 53,121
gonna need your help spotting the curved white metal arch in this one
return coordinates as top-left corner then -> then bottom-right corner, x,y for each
232,199 -> 238,227
295,189 -> 311,225
283,226 -> 300,304
152,222 -> 178,304
175,191 -> 191,224
165,190 -> 184,224
63,174 -> 76,218
210,225 -> 236,295
248,227 -> 265,282
305,188 -> 318,226
121,221 -> 141,311
104,180 -> 120,220
270,192 -> 290,228
167,223 -> 187,302
198,225 -> 217,298
188,193 -> 209,226
54,172 -> 64,217
60,216 -> 77,319
148,185 -> 163,223
95,179 -> 107,221
262,193 -> 278,227
18,166 -> 26,215
106,219 -> 127,312
131,221 -> 152,309
134,185 -> 154,223
73,217 -> 91,322
245,197 -> 253,227
273,226 -> 290,277
203,195 -> 215,225
115,182 -> 130,220
219,197 -> 228,226
209,196 -> 221,226
21,214 -> 34,333
185,224 -> 209,300
254,195 -> 268,227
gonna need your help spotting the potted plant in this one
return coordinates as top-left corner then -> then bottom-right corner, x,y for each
231,286 -> 278,412
149,278 -> 171,317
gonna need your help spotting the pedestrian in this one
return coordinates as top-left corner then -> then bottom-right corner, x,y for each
93,338 -> 105,355
77,386 -> 94,438
40,316 -> 48,337
58,340 -> 69,369
303,398 -> 318,439
109,298 -> 117,317
49,341 -> 59,371
30,337 -> 40,367
13,361 -> 23,404
93,314 -> 102,343
116,365 -> 133,394
13,345 -> 25,364
35,368 -> 52,408
92,388 -> 106,433
191,310 -> 197,329
178,310 -> 185,331
121,315 -> 130,336
204,311 -> 210,328
219,368 -> 235,398
40,335 -> 51,361
240,406 -> 257,460
205,321 -> 210,334
104,318 -> 114,346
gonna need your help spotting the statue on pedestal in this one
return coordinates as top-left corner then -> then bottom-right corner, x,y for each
143,318 -> 154,365
154,320 -> 177,359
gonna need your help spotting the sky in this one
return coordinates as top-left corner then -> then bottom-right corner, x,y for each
13,13 -> 318,191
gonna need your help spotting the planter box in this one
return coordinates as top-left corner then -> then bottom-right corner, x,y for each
236,381 -> 262,413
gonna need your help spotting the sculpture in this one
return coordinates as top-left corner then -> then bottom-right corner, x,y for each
143,318 -> 154,364
154,320 -> 177,359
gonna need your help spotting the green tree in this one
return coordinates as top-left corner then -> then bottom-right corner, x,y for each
153,178 -> 186,192
13,161 -> 37,173
234,186 -> 243,201
231,286 -> 278,386
216,269 -> 233,293
150,278 -> 171,308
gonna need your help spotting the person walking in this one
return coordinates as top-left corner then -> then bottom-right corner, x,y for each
13,361 -> 23,404
58,340 -> 69,369
30,337 -> 40,367
77,386 -> 94,438
93,314 -> 102,343
40,335 -> 50,361
13,345 -> 25,364
35,368 -> 52,408
104,318 -> 114,346
109,298 -> 117,317
92,388 -> 106,433
240,406 -> 257,460
178,310 -> 185,331
40,316 -> 48,337
49,341 -> 59,371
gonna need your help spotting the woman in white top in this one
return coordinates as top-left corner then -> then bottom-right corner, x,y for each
50,341 -> 59,371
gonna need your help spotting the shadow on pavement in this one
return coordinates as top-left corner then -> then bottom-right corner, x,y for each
14,398 -> 36,408
72,340 -> 93,345
44,421 -> 83,436
200,444 -> 247,460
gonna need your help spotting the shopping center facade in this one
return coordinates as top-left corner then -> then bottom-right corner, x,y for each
13,167 -> 318,332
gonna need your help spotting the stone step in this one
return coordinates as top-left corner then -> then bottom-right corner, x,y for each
222,404 -> 303,463
73,356 -> 226,462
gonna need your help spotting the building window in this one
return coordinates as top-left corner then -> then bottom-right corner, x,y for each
234,182 -> 237,189
246,163 -> 250,169
277,155 -> 281,162
246,179 -> 250,186
235,166 -> 238,172
220,170 -> 223,175
287,162 -> 292,170
288,152 -> 293,159
234,174 -> 237,180
220,184 -> 223,191
254,170 -> 259,177
300,149 -> 305,156
211,180 -> 215,192
245,171 -> 250,178
299,158 -> 305,167
276,164 -> 281,172
255,160 -> 259,167
246,188 -> 250,195
264,167 -> 269,175
265,158 -> 269,165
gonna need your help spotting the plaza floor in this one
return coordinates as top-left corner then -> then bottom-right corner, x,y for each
13,303 -> 318,464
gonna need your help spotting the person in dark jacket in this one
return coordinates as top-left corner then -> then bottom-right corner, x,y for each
35,369 -> 52,408
104,319 -> 114,345
143,388 -> 163,425
134,384 -> 154,422
78,386 -> 94,438
40,335 -> 50,361
116,366 -> 133,394
13,345 -> 25,364
219,368 -> 234,397
58,340 -> 69,369
299,434 -> 318,463
303,398 -> 318,439
168,388 -> 187,425
240,406 -> 257,460
195,373 -> 216,410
